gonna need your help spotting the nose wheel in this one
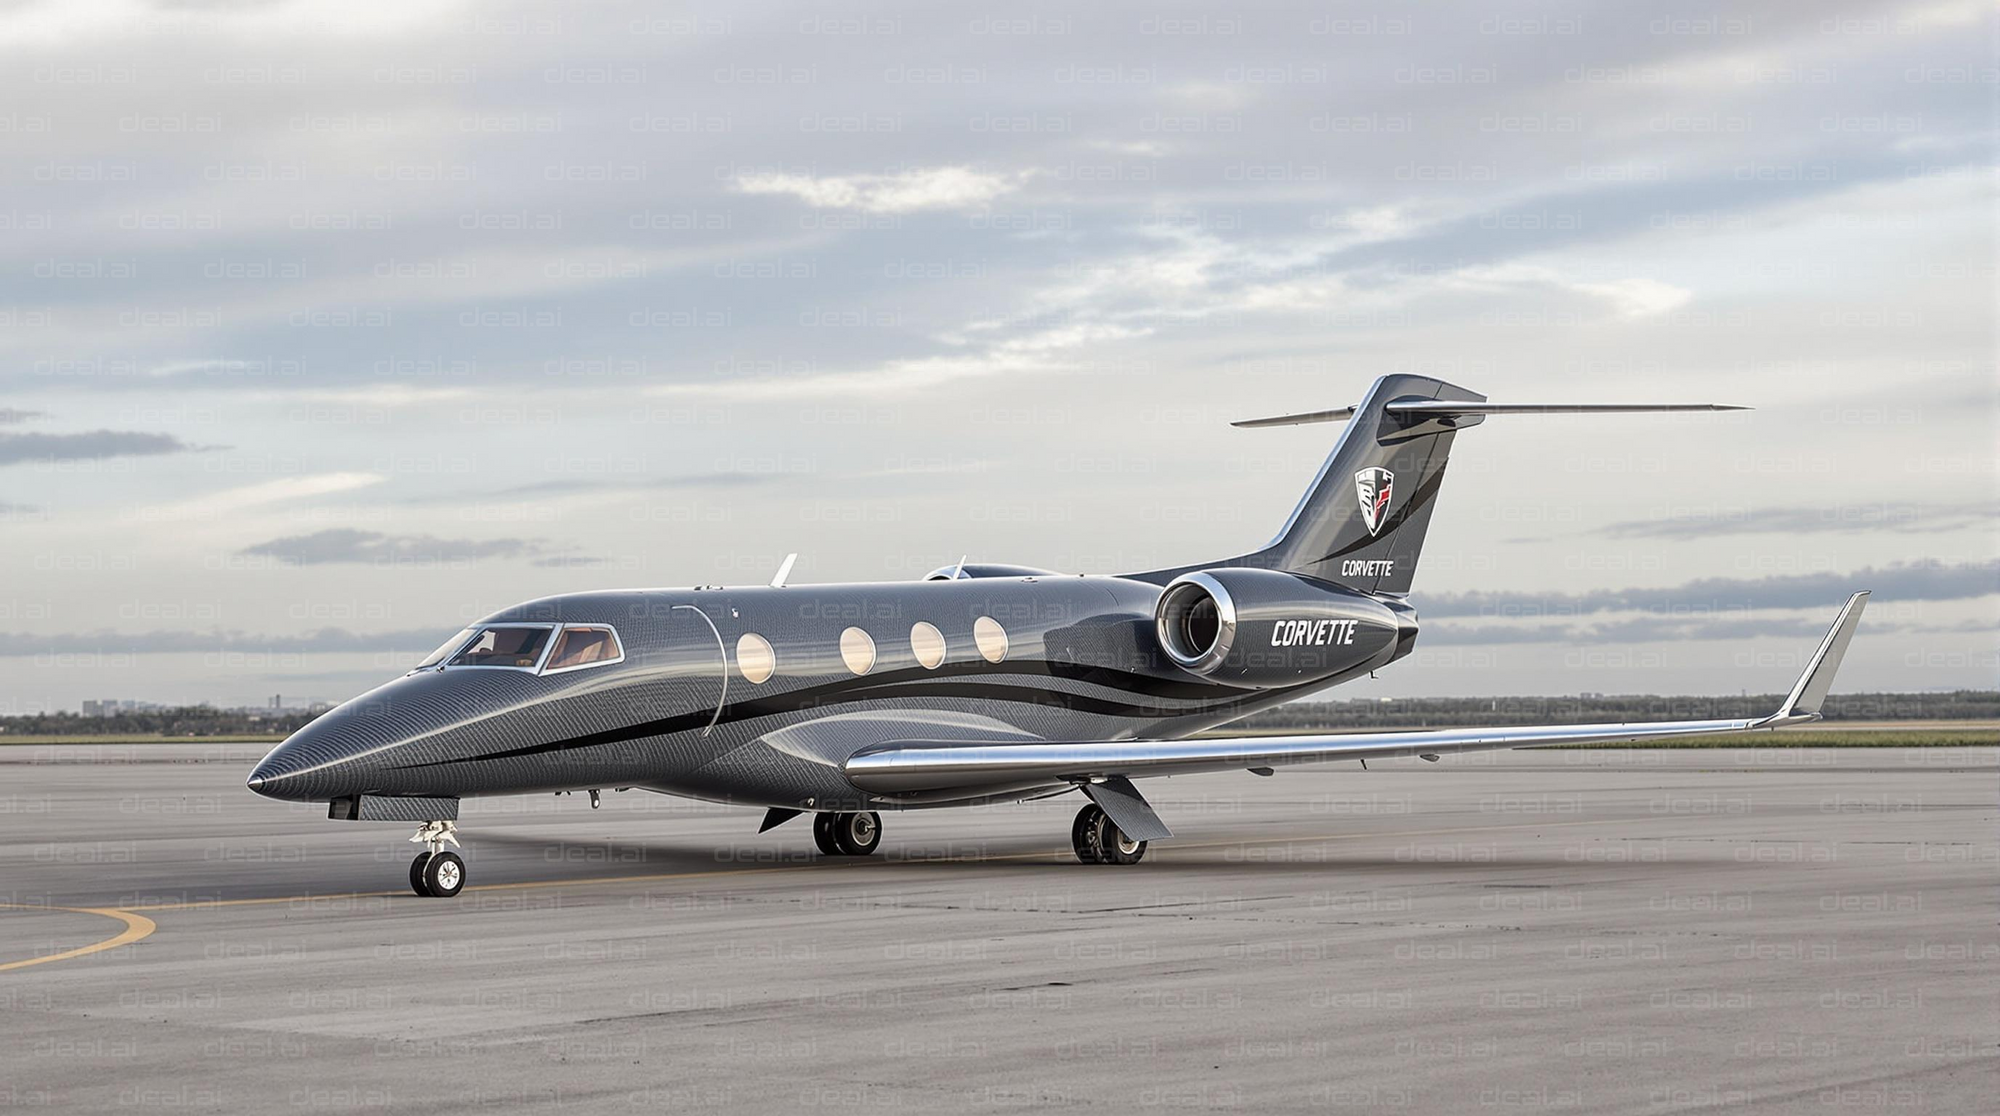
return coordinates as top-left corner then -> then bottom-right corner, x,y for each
1071,804 -> 1146,865
407,820 -> 466,897
812,811 -> 882,856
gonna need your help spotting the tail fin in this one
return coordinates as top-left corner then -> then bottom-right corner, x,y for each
1241,374 -> 1481,595
1214,377 -> 1747,596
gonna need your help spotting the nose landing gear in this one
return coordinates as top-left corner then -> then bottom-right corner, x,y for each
407,820 -> 466,897
812,811 -> 882,856
1071,804 -> 1146,865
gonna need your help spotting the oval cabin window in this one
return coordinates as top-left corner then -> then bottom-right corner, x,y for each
736,632 -> 776,684
839,627 -> 876,675
973,616 -> 1008,664
910,622 -> 946,669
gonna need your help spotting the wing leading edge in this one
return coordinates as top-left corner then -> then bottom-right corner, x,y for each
845,592 -> 1868,797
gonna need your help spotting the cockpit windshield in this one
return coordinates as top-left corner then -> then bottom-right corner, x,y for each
447,626 -> 554,669
414,628 -> 476,670
546,626 -> 621,671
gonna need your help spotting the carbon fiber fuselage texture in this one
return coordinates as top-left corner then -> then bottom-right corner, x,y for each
250,575 -> 1401,811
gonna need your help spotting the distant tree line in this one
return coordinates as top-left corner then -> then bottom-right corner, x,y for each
1236,691 -> 2000,732
0,707 -> 327,738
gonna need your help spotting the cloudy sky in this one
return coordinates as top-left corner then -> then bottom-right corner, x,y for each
2,0 -> 1993,711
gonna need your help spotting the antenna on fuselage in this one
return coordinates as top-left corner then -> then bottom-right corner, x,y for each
951,555 -> 966,579
770,552 -> 799,588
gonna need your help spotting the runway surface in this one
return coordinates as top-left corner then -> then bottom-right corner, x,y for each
2,742 -> 1993,1113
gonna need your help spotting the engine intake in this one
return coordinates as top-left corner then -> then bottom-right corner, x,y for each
1156,572 -> 1238,672
1153,567 -> 1413,688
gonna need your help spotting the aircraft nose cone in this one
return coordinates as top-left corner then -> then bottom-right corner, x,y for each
246,670 -> 509,803
247,737 -> 319,800
247,714 -> 383,802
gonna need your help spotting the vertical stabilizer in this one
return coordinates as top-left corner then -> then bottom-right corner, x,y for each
1242,374 -> 1482,595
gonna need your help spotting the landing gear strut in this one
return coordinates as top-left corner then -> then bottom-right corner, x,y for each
812,811 -> 882,856
407,820 -> 465,897
1071,804 -> 1146,865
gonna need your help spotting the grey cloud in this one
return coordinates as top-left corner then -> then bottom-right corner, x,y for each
0,409 -> 42,424
480,472 -> 781,498
1922,618 -> 2000,635
0,0 -> 1991,705
388,472 -> 785,507
0,628 -> 439,656
1426,615 -> 1995,648
0,0 -> 1984,398
0,430 -> 203,466
1599,502 -> 1999,539
238,529 -> 559,566
1419,561 -> 2000,620
1426,616 -> 1844,647
250,668 -> 426,690
529,554 -> 641,570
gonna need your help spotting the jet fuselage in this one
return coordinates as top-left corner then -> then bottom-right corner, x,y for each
248,575 -> 1410,812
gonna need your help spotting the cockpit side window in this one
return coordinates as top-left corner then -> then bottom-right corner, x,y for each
544,626 -> 624,673
447,625 -> 554,669
415,628 -> 477,670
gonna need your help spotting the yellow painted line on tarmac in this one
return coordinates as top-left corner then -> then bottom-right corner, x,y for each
119,814 -> 1640,913
0,904 -> 157,973
0,814 -> 1668,972
119,865 -> 821,912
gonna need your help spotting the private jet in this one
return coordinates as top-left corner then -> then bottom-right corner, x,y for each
248,374 -> 1868,896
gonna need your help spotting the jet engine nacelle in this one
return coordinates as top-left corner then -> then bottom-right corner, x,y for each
1153,568 -> 1413,688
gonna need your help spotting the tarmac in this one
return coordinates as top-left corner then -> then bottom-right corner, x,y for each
2,741 -> 1993,1113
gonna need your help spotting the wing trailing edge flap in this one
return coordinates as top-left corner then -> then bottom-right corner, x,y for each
843,593 -> 1869,796
1081,776 -> 1172,842
758,807 -> 804,833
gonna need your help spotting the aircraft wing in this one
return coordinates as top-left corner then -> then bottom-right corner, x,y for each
845,592 -> 1868,798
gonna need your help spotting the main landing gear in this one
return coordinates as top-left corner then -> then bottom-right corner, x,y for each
1071,803 -> 1146,865
408,820 -> 465,898
812,811 -> 882,856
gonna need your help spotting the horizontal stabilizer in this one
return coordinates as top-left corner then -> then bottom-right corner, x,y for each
1233,400 -> 1747,428
1231,407 -> 1356,428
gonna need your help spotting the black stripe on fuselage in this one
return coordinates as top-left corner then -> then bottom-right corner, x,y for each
388,659 -> 1315,771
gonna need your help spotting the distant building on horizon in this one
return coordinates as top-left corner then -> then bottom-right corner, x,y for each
80,699 -> 159,717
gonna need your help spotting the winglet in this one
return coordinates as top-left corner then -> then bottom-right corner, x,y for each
1764,591 -> 1869,725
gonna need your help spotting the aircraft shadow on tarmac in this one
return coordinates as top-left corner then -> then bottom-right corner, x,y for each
457,828 -> 1682,884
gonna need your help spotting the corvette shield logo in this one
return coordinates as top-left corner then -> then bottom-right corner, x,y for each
1354,467 -> 1394,536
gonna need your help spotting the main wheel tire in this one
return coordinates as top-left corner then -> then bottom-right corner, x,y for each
1097,818 -> 1147,866
832,811 -> 881,856
422,850 -> 466,897
408,851 -> 434,897
1071,804 -> 1105,864
812,812 -> 842,855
